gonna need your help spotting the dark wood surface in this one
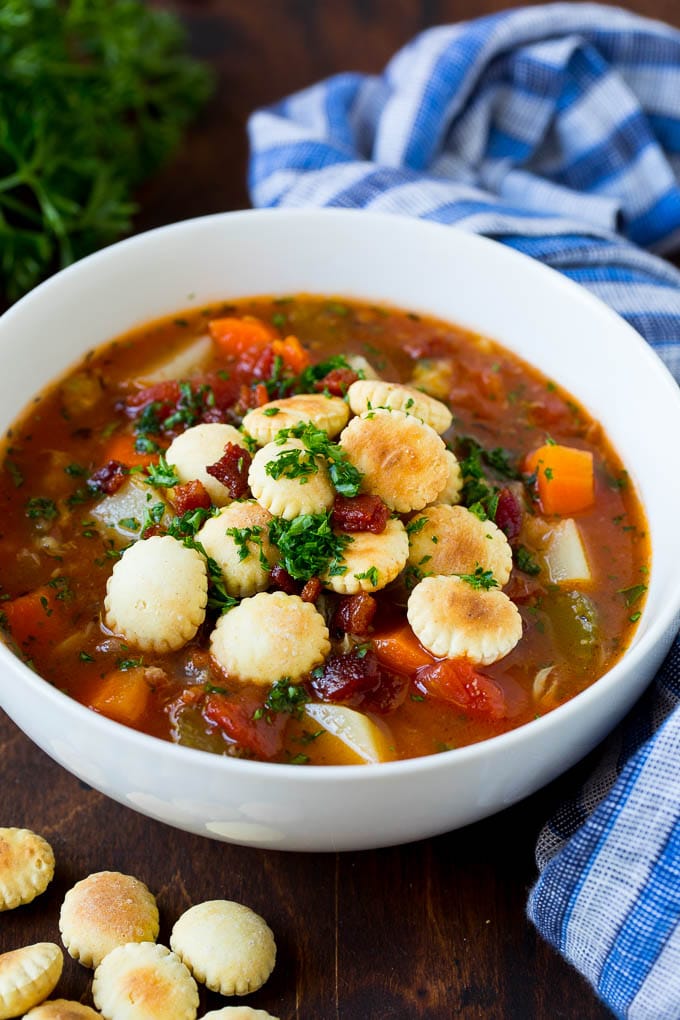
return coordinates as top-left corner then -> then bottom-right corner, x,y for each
2,2 -> 676,1017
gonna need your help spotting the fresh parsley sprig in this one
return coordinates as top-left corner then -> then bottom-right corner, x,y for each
0,0 -> 212,303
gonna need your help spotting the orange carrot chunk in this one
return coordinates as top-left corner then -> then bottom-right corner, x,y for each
271,335 -> 310,374
208,316 -> 275,356
524,443 -> 594,515
3,586 -> 67,647
104,431 -> 158,469
372,622 -> 437,676
87,667 -> 151,726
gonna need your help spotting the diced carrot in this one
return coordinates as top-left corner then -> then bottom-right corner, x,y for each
524,443 -> 594,515
104,431 -> 157,469
2,586 -> 66,647
87,667 -> 151,726
271,335 -> 310,374
372,622 -> 437,676
208,316 -> 275,356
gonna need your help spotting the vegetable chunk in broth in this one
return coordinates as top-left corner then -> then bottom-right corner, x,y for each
0,297 -> 649,765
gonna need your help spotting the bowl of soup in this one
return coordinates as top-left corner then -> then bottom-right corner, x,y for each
0,208 -> 679,851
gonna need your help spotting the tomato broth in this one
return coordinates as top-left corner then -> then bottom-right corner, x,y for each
0,297 -> 649,765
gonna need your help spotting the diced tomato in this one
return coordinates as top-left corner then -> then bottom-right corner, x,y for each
415,660 -> 507,720
203,691 -> 286,759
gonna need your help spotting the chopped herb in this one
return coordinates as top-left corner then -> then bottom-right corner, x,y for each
117,657 -> 144,670
204,682 -> 228,695
354,566 -> 379,588
271,313 -> 287,328
26,496 -> 58,521
135,435 -> 162,455
288,753 -> 310,765
410,693 -> 425,702
629,611 -> 642,623
327,302 -> 349,316
5,460 -> 24,488
253,678 -> 309,722
295,355 -> 352,394
79,651 -> 95,662
118,517 -> 141,531
298,729 -> 325,744
47,575 -> 73,601
618,583 -> 647,607
515,546 -> 541,576
268,511 -> 352,581
162,381 -> 214,431
544,467 -> 554,481
457,566 -> 499,590
226,526 -> 269,569
64,463 -> 87,477
140,502 -> 166,535
405,516 -> 428,536
145,455 -> 180,488
66,484 -> 96,508
263,407 -> 280,417
271,422 -> 362,497
167,506 -> 216,540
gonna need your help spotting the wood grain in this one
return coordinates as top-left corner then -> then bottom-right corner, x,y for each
2,2 -> 676,1016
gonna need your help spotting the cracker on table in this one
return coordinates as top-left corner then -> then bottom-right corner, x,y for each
200,1009 -> 280,1019
92,942 -> 198,1020
0,942 -> 63,1020
59,871 -> 159,969
170,900 -> 276,997
0,827 -> 55,911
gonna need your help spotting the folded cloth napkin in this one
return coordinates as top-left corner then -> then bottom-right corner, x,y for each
248,5 -> 680,1016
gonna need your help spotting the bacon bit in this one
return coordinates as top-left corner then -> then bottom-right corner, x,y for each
331,592 -> 377,635
172,479 -> 212,515
310,649 -> 382,706
495,487 -> 523,543
504,570 -> 544,605
361,671 -> 410,714
89,459 -> 126,495
332,494 -> 389,534
123,380 -> 180,416
313,367 -> 358,396
206,443 -> 252,499
269,564 -> 298,595
300,577 -> 322,603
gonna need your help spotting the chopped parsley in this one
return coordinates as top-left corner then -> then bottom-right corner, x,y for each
226,526 -> 269,570
117,657 -> 144,670
270,422 -> 362,497
253,678 -> 309,721
354,566 -> 379,587
618,583 -> 647,608
263,407 -> 280,417
167,506 -> 216,539
26,496 -> 58,521
457,566 -> 499,590
145,455 -> 180,488
268,511 -> 352,581
405,516 -> 428,536
515,546 -> 541,576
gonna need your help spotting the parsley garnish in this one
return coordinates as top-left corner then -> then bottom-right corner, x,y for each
0,0 -> 212,303
166,506 -> 216,539
457,566 -> 499,590
4,459 -> 24,488
226,526 -> 269,570
268,511 -> 352,581
515,546 -> 541,576
271,422 -> 362,497
145,455 -> 180,488
618,583 -> 647,607
405,516 -> 428,536
253,679 -> 309,721
354,566 -> 379,587
26,496 -> 58,521
117,657 -> 144,670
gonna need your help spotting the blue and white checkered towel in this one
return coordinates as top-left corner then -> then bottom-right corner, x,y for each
248,4 -> 680,1016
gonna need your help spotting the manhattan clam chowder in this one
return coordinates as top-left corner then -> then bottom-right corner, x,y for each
0,297 -> 649,765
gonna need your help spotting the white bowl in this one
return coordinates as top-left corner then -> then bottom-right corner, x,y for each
1,209 -> 679,852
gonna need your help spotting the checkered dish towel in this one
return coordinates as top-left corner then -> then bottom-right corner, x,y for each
248,4 -> 680,1017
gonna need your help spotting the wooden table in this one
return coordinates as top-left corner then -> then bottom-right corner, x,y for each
2,2 -> 676,1016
